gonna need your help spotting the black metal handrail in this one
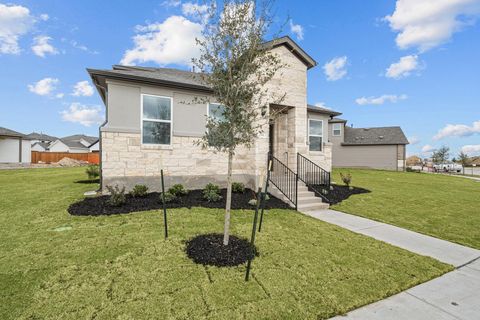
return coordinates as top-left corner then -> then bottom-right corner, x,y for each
268,153 -> 297,209
297,153 -> 331,203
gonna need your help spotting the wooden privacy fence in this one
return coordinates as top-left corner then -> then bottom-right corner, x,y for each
31,151 -> 99,164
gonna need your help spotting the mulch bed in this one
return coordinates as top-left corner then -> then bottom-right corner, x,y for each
68,188 -> 291,216
313,185 -> 371,205
185,233 -> 256,267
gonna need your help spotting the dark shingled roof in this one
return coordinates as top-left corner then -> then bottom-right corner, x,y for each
343,126 -> 409,145
57,134 -> 99,149
0,126 -> 25,138
307,104 -> 342,117
61,134 -> 98,144
25,132 -> 58,141
89,65 -> 210,91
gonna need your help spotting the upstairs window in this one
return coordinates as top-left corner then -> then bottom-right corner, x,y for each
308,119 -> 323,152
333,123 -> 342,136
142,94 -> 172,145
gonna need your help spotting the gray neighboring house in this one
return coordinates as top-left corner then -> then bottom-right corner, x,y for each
0,127 -> 31,163
49,134 -> 99,153
328,118 -> 409,171
26,132 -> 59,152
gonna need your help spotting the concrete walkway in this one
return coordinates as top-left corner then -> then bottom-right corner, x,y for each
302,209 -> 480,320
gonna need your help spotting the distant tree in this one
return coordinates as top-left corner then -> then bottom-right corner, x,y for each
432,146 -> 450,164
193,0 -> 285,245
458,151 -> 470,174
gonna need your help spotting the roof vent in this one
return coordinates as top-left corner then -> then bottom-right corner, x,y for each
379,135 -> 384,139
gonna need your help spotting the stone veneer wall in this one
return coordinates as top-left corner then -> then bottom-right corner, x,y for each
101,132 -> 260,191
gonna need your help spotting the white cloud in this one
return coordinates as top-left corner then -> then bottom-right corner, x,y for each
433,120 -> 480,140
461,144 -> 480,155
0,3 -> 35,54
55,93 -> 64,99
289,20 -> 304,40
61,103 -> 104,127
182,2 -> 209,16
28,78 -> 59,96
39,14 -> 49,21
385,55 -> 420,79
162,0 -> 182,7
120,16 -> 203,66
31,35 -> 58,57
422,144 -> 435,153
70,40 -> 99,54
323,56 -> 348,81
408,136 -> 420,145
385,0 -> 480,52
72,81 -> 94,97
355,94 -> 407,105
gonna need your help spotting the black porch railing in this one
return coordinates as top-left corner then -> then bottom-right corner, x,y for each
268,153 -> 298,209
297,153 -> 331,203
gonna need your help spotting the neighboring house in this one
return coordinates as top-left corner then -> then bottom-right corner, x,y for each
49,134 -> 99,153
89,36 -> 336,194
25,132 -> 58,145
88,140 -> 100,152
0,127 -> 31,163
329,118 -> 409,171
31,142 -> 50,152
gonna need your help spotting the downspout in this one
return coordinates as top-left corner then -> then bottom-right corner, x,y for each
18,138 -> 22,163
94,78 -> 108,192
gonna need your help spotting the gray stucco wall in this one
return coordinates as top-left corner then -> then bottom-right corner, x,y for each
332,144 -> 400,170
104,80 -> 212,136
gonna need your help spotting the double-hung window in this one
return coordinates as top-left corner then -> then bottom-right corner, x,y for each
332,123 -> 342,136
208,103 -> 226,122
308,119 -> 323,152
142,94 -> 172,145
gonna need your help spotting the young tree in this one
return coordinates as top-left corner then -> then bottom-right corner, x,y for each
458,151 -> 470,174
193,0 -> 285,245
432,146 -> 450,164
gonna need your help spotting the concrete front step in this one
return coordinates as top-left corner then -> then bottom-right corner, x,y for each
297,202 -> 329,211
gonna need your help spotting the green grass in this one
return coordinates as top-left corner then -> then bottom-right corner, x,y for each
0,168 -> 451,319
332,168 -> 480,249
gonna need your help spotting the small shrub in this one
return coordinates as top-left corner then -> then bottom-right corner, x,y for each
340,173 -> 352,188
85,165 -> 99,179
168,184 -> 188,196
161,191 -> 177,203
204,183 -> 220,193
130,184 -> 148,197
203,183 -> 222,202
106,185 -> 126,207
232,182 -> 245,193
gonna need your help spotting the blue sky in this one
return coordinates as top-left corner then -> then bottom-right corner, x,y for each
0,0 -> 479,158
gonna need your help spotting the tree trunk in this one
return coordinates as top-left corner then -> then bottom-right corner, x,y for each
223,150 -> 234,246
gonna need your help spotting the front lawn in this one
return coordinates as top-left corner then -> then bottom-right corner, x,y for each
332,168 -> 480,249
0,168 -> 450,319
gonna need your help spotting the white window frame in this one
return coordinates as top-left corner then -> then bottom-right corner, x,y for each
140,93 -> 173,146
332,123 -> 342,137
308,119 -> 323,152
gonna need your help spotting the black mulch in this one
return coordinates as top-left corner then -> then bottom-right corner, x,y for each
311,185 -> 371,205
68,188 -> 292,216
185,233 -> 256,267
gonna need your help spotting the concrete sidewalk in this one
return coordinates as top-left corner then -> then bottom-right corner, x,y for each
302,209 -> 480,320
